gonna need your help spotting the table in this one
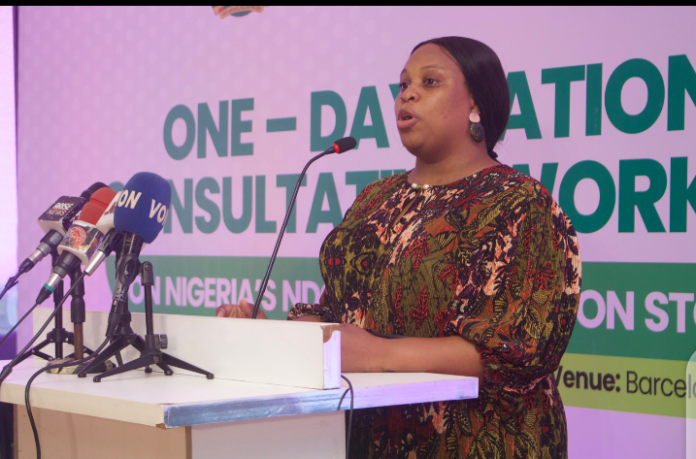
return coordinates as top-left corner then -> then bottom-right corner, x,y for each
1,358 -> 478,458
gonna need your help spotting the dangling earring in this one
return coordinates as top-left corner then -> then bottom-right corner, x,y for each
469,112 -> 485,143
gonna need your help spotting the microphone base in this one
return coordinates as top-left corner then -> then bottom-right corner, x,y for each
81,260 -> 214,382
46,357 -> 115,375
12,328 -> 89,367
78,332 -> 214,382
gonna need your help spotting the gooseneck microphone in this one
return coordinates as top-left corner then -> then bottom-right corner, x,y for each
251,136 -> 357,319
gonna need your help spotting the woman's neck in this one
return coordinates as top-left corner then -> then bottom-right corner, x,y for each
408,148 -> 499,186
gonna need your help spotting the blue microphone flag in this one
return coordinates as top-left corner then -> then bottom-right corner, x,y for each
114,172 -> 171,244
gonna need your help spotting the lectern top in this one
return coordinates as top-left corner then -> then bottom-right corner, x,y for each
1,359 -> 478,428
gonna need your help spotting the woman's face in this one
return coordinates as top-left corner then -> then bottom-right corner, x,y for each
395,43 -> 475,161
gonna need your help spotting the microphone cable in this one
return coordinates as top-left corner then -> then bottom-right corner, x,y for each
0,269 -> 91,459
23,336 -> 110,459
337,374 -> 355,459
0,298 -> 42,350
0,272 -> 20,346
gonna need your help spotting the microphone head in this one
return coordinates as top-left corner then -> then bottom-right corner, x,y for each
90,186 -> 117,210
37,182 -> 109,235
80,182 -> 109,200
71,186 -> 116,227
114,172 -> 171,244
331,137 -> 357,154
57,201 -> 108,264
37,196 -> 87,235
75,202 -> 106,225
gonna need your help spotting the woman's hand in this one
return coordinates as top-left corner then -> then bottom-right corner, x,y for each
338,323 -> 484,378
338,323 -> 386,372
215,299 -> 267,319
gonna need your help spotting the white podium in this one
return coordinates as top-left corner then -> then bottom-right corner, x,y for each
0,309 -> 478,458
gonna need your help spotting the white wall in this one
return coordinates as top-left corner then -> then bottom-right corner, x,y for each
0,5 -> 17,336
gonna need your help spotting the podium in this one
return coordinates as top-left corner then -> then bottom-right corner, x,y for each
0,309 -> 479,458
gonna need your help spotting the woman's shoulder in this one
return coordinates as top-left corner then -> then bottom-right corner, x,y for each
481,164 -> 555,211
489,164 -> 550,196
489,165 -> 578,245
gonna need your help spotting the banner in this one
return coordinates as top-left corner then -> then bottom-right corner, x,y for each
17,6 -> 696,458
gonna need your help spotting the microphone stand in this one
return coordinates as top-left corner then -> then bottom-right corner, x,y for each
68,267 -> 86,360
252,139 -> 354,318
78,240 -> 213,382
13,252 -> 94,364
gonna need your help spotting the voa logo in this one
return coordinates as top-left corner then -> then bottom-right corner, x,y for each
117,190 -> 142,209
117,190 -> 169,224
149,199 -> 169,224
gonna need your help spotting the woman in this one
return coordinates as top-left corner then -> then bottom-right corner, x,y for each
218,37 -> 581,459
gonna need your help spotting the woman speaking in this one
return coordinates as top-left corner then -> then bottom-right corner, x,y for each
218,36 -> 582,459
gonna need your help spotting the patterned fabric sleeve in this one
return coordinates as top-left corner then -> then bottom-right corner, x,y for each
287,302 -> 339,322
444,191 -> 581,409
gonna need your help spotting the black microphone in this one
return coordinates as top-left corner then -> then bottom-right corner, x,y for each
251,136 -> 357,319
80,182 -> 109,199
104,172 -> 171,338
325,137 -> 357,155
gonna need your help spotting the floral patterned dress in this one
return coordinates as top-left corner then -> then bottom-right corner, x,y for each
288,164 -> 582,459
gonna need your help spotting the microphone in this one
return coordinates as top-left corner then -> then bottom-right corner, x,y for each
84,191 -> 123,276
326,137 -> 357,155
251,136 -> 357,318
89,186 -> 119,213
113,173 -> 170,243
19,182 -> 107,274
58,189 -> 118,266
18,230 -> 65,275
35,187 -> 117,305
96,191 -> 120,235
105,172 -> 170,338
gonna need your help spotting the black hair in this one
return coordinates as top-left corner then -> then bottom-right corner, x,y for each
412,37 -> 509,160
